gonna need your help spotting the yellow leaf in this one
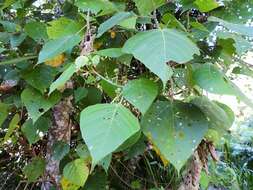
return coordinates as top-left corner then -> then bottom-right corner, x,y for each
61,177 -> 80,190
147,132 -> 169,166
45,54 -> 65,67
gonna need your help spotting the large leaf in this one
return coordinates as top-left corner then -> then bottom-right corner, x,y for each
22,65 -> 56,94
209,16 -> 253,37
141,100 -> 209,171
47,17 -> 83,39
23,157 -> 46,183
80,104 -> 140,165
122,78 -> 158,114
97,12 -> 133,38
133,0 -> 165,15
192,63 -> 253,108
63,159 -> 89,187
21,88 -> 61,123
38,35 -> 82,63
123,29 -> 200,85
191,96 -> 234,130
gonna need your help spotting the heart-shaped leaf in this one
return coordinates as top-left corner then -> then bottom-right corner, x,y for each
123,29 -> 199,85
80,104 -> 140,165
142,100 -> 209,171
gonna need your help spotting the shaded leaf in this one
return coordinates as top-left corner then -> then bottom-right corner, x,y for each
192,63 -> 253,108
52,141 -> 70,160
0,103 -> 9,127
209,16 -> 253,37
21,88 -> 61,123
24,21 -> 48,41
23,157 -> 46,183
191,96 -> 234,130
21,117 -> 50,144
142,100 -> 209,171
21,65 -> 56,93
122,78 -> 158,114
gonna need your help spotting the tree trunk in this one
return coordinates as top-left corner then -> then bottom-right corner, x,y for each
41,96 -> 73,190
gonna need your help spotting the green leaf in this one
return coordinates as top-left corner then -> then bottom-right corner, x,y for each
63,159 -> 89,187
22,65 -> 56,94
133,0 -> 165,15
75,0 -> 118,15
83,171 -> 107,190
122,78 -> 158,114
4,113 -> 19,142
74,87 -> 88,103
194,0 -> 219,12
208,16 -> 253,37
192,63 -> 253,108
95,48 -> 124,58
191,96 -> 234,130
1,0 -> 16,10
0,103 -> 9,127
52,141 -> 70,160
123,29 -> 199,85
232,65 -> 253,77
21,88 -> 61,123
141,100 -> 209,171
162,13 -> 187,32
119,15 -> 137,29
190,21 -> 209,32
49,64 -> 76,95
21,117 -> 50,144
10,33 -> 26,48
24,21 -> 48,41
80,104 -> 140,165
76,143 -> 91,161
23,157 -> 46,183
49,57 -> 89,95
98,154 -> 112,172
0,21 -> 18,32
217,31 -> 252,55
97,12 -> 133,38
47,17 -> 83,39
38,35 -> 82,63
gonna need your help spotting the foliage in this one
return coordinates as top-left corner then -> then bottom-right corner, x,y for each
0,0 -> 253,189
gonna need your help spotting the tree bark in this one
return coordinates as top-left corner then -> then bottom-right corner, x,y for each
41,96 -> 73,190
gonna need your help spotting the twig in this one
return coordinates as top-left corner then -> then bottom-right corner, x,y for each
110,166 -> 132,189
